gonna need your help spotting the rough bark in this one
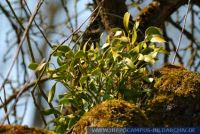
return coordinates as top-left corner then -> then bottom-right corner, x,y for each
0,125 -> 55,134
81,0 -> 128,49
136,0 -> 200,35
83,0 -> 200,44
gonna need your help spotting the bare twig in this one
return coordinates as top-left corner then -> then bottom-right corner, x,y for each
0,76 -> 49,109
172,0 -> 191,63
0,0 -> 45,92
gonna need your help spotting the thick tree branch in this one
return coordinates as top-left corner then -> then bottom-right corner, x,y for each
96,0 -> 128,34
82,0 -> 129,48
136,0 -> 200,34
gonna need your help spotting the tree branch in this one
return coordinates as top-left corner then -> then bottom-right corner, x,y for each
136,0 -> 200,34
0,76 -> 49,109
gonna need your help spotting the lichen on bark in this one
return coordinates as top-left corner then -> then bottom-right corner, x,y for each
70,99 -> 151,134
0,125 -> 55,134
145,64 -> 200,126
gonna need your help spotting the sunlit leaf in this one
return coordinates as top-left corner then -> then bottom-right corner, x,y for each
112,51 -> 120,61
67,114 -> 75,119
82,99 -> 89,112
125,58 -> 135,69
48,82 -> 57,103
132,27 -> 137,45
150,35 -> 166,43
150,51 -> 158,58
123,12 -> 130,31
59,93 -> 73,104
158,46 -> 168,54
138,53 -> 144,61
143,55 -> 155,64
143,77 -> 154,83
135,21 -> 140,29
80,75 -> 88,85
114,31 -> 123,36
133,45 -> 140,53
102,43 -> 110,49
117,36 -> 129,42
36,62 -> 46,71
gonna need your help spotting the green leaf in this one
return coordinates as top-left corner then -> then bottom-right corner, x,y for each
123,12 -> 130,31
135,21 -> 140,29
132,27 -> 137,45
150,34 -> 166,43
158,46 -> 168,54
149,51 -> 158,58
48,83 -> 57,103
91,67 -> 101,75
75,50 -> 85,59
143,77 -> 154,83
145,26 -> 162,37
114,31 -> 123,37
141,47 -> 154,55
42,108 -> 60,115
58,45 -> 71,52
112,51 -> 120,61
143,55 -> 155,64
36,62 -> 46,71
53,51 -> 64,57
133,45 -> 140,53
59,93 -> 73,104
88,50 -> 97,61
102,43 -> 110,49
138,54 -> 144,61
124,58 -> 135,69
116,37 -> 129,42
82,99 -> 89,112
57,57 -> 63,66
28,63 -> 38,70
80,75 -> 88,85
65,50 -> 74,57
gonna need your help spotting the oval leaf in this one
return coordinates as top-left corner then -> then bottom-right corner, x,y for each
123,12 -> 130,31
102,43 -> 110,49
48,83 -> 57,103
36,62 -> 46,71
145,26 -> 162,37
150,35 -> 166,43
75,50 -> 85,59
42,108 -> 60,115
28,63 -> 38,70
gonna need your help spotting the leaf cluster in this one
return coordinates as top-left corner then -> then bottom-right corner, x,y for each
28,12 -> 166,133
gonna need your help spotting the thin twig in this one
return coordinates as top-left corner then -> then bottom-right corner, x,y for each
1,0 -> 104,125
0,0 -> 44,92
0,76 -> 49,109
172,0 -> 191,64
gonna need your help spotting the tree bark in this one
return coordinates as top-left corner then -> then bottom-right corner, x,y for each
81,0 -> 128,49
136,0 -> 200,35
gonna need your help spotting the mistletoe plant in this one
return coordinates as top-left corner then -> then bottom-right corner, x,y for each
29,12 -> 166,133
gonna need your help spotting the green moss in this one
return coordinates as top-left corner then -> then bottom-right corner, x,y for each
0,125 -> 55,134
146,64 -> 200,126
70,99 -> 151,134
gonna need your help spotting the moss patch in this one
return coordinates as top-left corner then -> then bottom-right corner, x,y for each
0,125 -> 55,134
70,99 -> 151,134
146,64 -> 200,127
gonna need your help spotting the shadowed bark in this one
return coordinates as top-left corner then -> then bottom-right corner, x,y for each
82,0 -> 129,49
